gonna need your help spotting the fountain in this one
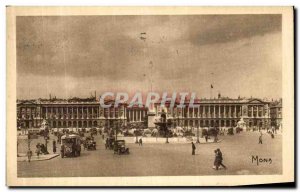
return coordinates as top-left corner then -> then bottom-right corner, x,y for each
237,117 -> 247,131
154,109 -> 172,143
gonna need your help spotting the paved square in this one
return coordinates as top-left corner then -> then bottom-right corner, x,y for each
17,131 -> 282,177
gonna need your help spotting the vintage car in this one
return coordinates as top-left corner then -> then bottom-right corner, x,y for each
105,137 -> 115,150
113,140 -> 129,155
60,134 -> 81,158
84,136 -> 96,150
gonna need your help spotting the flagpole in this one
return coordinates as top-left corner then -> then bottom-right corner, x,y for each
211,73 -> 214,99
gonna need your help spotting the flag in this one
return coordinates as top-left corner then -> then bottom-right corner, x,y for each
211,84 -> 213,88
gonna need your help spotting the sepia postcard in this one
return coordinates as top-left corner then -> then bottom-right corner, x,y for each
6,6 -> 294,186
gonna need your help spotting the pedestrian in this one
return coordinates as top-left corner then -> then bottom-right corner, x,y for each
205,135 -> 208,142
214,149 -> 219,169
192,142 -> 196,155
36,144 -> 41,158
214,133 -> 218,142
139,138 -> 143,146
271,133 -> 274,139
216,148 -> 227,170
27,149 -> 32,162
105,138 -> 109,149
259,135 -> 263,144
53,140 -> 57,154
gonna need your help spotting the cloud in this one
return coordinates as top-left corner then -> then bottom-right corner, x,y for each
185,15 -> 281,46
16,15 -> 282,99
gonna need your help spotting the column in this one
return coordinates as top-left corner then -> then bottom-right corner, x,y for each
71,107 -> 73,119
251,106 -> 254,117
234,105 -> 237,117
260,105 -> 262,117
29,108 -> 32,120
77,107 -> 79,119
140,110 -> 142,121
192,107 -> 195,118
92,107 -> 94,119
45,107 -> 48,119
198,106 -> 200,118
66,107 -> 68,119
208,105 -> 210,118
229,105 -> 231,118
213,105 -> 215,118
98,105 -> 101,118
128,109 -> 131,121
219,105 -> 221,118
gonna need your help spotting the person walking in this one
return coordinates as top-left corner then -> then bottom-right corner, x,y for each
259,134 -> 263,144
36,144 -> 41,158
214,149 -> 219,169
205,135 -> 208,142
27,149 -> 32,162
192,142 -> 196,155
139,138 -> 143,146
216,149 -> 227,170
52,140 -> 57,154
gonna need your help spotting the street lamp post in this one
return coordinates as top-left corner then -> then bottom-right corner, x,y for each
165,123 -> 169,144
196,124 -> 200,143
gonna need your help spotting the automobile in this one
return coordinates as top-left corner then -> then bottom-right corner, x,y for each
84,136 -> 96,150
60,134 -> 81,158
113,140 -> 129,155
105,137 -> 115,150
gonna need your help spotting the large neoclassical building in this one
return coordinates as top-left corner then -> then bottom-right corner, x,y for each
17,98 -> 148,129
154,97 -> 271,129
17,96 -> 273,129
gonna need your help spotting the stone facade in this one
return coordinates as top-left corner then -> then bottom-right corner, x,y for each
17,97 -> 273,129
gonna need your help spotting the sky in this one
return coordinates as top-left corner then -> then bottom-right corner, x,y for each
16,15 -> 282,100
